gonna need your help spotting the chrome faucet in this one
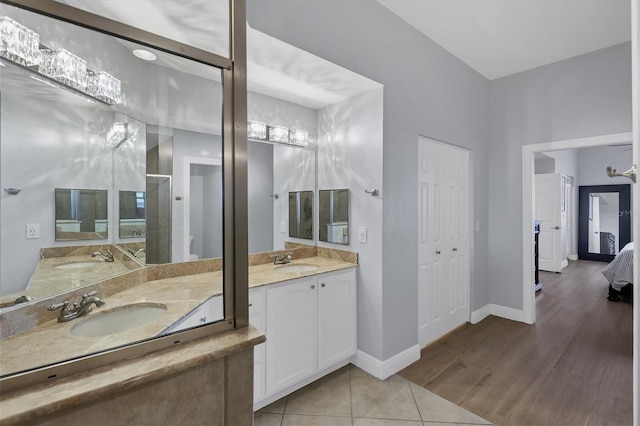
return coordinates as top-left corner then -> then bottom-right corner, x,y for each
91,249 -> 114,262
48,291 -> 105,322
127,248 -> 145,258
270,252 -> 293,265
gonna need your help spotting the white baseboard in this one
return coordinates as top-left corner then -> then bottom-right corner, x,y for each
354,345 -> 420,380
471,304 -> 525,324
470,304 -> 491,324
568,254 -> 578,261
561,259 -> 568,269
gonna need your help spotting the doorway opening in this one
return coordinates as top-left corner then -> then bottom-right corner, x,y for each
521,132 -> 633,324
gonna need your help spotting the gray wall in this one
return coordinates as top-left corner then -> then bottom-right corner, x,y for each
489,43 -> 632,309
247,0 -> 491,360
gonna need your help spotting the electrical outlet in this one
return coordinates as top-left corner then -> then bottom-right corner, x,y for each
280,220 -> 286,233
358,226 -> 367,243
26,223 -> 40,239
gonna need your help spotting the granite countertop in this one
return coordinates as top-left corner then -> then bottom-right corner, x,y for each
0,256 -> 356,377
0,254 -> 140,308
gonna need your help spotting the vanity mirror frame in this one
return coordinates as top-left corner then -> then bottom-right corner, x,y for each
0,0 -> 248,394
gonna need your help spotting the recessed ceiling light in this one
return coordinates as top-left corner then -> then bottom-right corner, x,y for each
132,49 -> 156,61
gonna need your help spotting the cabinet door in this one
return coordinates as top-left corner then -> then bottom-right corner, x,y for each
249,287 -> 266,402
317,270 -> 357,370
265,278 -> 318,396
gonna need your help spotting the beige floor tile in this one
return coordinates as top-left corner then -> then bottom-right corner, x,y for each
254,411 -> 284,426
351,372 -> 421,421
281,413 -> 352,425
285,367 -> 352,417
422,423 -> 493,426
409,382 -> 491,425
259,397 -> 288,414
353,418 -> 423,425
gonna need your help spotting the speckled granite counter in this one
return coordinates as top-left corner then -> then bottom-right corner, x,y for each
0,245 -> 142,309
0,256 -> 356,377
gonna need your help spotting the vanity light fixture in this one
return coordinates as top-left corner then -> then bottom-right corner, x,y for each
0,16 -> 41,66
132,49 -> 157,61
107,122 -> 128,148
268,125 -> 289,144
0,16 -> 122,105
247,121 -> 267,140
289,129 -> 308,146
247,121 -> 310,147
39,48 -> 87,89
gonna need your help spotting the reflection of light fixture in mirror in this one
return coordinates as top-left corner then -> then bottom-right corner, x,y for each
86,70 -> 121,104
0,16 -> 41,66
289,129 -> 308,146
268,125 -> 289,143
132,49 -> 156,61
107,122 -> 128,148
0,16 -> 121,105
39,48 -> 87,89
247,121 -> 267,140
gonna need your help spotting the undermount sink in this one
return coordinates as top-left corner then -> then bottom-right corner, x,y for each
54,262 -> 102,270
274,263 -> 319,274
70,303 -> 167,337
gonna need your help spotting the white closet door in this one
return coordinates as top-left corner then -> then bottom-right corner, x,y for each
418,138 -> 470,348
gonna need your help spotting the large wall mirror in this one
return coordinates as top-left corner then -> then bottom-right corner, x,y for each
319,189 -> 349,245
247,137 -> 316,253
578,184 -> 631,262
0,2 -> 229,383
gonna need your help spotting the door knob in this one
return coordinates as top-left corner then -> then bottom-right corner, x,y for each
552,226 -> 560,230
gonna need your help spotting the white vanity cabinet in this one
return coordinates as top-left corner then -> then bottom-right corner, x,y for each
255,268 -> 356,407
265,277 -> 319,396
249,287 -> 266,402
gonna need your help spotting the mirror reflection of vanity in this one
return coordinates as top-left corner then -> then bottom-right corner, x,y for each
0,4 -> 224,309
578,184 -> 631,262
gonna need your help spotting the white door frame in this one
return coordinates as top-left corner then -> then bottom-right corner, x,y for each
521,132 -> 632,325
183,156 -> 222,261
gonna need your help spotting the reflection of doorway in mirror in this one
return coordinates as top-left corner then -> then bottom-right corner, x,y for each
184,157 -> 223,262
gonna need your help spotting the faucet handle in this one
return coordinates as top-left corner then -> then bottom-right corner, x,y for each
82,291 -> 98,299
48,301 -> 69,311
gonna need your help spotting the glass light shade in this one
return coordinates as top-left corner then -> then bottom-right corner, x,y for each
268,125 -> 289,143
0,16 -> 41,66
289,129 -> 309,146
247,121 -> 267,140
107,122 -> 127,147
86,70 -> 121,104
39,48 -> 87,89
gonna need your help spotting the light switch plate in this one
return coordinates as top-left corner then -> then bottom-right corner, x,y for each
358,226 -> 367,243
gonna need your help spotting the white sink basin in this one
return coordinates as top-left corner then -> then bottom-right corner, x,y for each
274,263 -> 319,274
54,262 -> 101,270
70,303 -> 167,337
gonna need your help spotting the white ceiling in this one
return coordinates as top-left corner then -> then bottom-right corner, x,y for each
377,0 -> 632,80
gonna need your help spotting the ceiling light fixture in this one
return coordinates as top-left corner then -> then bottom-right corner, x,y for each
132,49 -> 157,61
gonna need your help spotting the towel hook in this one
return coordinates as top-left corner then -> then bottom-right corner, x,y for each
606,165 -> 636,183
365,189 -> 379,197
3,188 -> 21,195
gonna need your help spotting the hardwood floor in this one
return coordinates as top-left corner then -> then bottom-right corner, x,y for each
399,260 -> 633,425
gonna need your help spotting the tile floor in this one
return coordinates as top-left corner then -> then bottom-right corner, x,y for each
254,365 -> 492,426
